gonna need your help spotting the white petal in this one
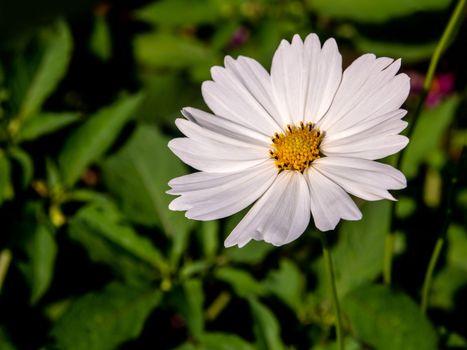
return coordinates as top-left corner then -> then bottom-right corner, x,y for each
168,136 -> 267,173
303,35 -> 342,124
312,157 -> 406,201
202,58 -> 283,136
271,35 -> 304,125
270,34 -> 343,126
321,114 -> 409,160
224,171 -> 310,247
224,56 -> 284,130
175,118 -> 263,148
306,167 -> 362,231
182,107 -> 272,147
323,109 -> 407,144
321,134 -> 409,160
319,55 -> 410,134
168,160 -> 277,220
323,119 -> 408,149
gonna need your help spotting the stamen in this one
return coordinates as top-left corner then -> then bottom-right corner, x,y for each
269,122 -> 324,172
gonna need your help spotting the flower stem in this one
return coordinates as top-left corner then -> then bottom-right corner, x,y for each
423,0 -> 466,92
420,146 -> 465,313
320,232 -> 344,350
383,0 -> 466,286
421,237 -> 445,314
205,291 -> 231,321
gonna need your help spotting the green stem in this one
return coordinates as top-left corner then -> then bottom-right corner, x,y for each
423,0 -> 466,92
383,0 -> 466,286
0,249 -> 12,293
205,291 -> 231,321
421,237 -> 445,314
320,233 -> 344,350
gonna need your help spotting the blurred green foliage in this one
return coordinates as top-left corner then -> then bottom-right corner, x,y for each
0,0 -> 466,349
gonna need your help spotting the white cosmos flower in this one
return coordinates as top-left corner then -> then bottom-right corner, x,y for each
167,33 -> 409,248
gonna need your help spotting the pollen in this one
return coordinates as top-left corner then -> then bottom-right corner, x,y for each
269,122 -> 324,172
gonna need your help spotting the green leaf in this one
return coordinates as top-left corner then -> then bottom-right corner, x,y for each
170,228 -> 193,268
68,204 -> 169,280
0,150 -> 14,204
170,279 -> 205,338
430,225 -> 467,310
137,74 -> 199,125
196,221 -> 219,259
215,267 -> 266,298
65,189 -> 115,207
0,249 -> 12,293
18,20 -> 73,120
8,147 -> 33,188
248,298 -> 285,350
173,333 -> 255,350
199,333 -> 256,350
172,343 -> 197,350
308,0 -> 453,23
225,240 -> 274,264
16,203 -> 57,304
183,279 -> 205,337
18,112 -> 79,142
458,188 -> 467,207
315,201 -> 391,298
446,332 -> 467,347
51,282 -> 161,350
0,326 -> 16,350
395,196 -> 416,219
89,14 -> 112,62
101,125 -> 194,242
134,32 -> 217,71
180,260 -> 211,279
134,0 -> 223,26
343,285 -> 438,350
46,158 -> 63,190
58,93 -> 143,187
353,36 -> 437,64
25,224 -> 57,304
263,259 -> 304,312
430,266 -> 467,310
311,337 -> 363,350
447,224 -> 467,270
402,96 -> 460,179
210,21 -> 239,51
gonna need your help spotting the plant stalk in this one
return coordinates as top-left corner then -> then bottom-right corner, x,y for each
421,237 -> 445,314
320,232 -> 344,350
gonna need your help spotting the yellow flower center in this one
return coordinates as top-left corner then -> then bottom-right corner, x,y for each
269,122 -> 324,172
